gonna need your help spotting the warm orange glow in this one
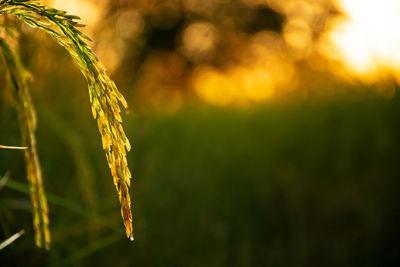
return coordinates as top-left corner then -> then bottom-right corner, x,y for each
41,0 -> 400,107
283,17 -> 312,58
320,0 -> 400,83
193,31 -> 297,106
45,0 -> 101,31
182,22 -> 218,60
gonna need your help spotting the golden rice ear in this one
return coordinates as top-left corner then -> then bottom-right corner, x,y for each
0,0 -> 134,240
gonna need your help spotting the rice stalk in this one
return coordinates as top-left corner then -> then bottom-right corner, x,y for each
0,0 -> 133,240
0,37 -> 50,249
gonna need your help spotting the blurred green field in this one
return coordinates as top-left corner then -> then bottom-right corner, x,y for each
1,92 -> 400,266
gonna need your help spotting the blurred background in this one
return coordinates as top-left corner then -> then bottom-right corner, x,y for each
1,0 -> 400,266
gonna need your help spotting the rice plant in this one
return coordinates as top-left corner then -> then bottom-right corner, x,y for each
0,36 -> 52,248
0,0 -> 133,247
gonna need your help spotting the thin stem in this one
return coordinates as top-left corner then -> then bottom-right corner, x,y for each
0,230 -> 25,250
0,144 -> 28,149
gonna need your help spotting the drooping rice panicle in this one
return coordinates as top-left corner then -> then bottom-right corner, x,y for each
0,0 -> 133,240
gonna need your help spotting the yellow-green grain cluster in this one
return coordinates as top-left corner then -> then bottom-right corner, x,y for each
0,0 -> 133,240
0,38 -> 50,249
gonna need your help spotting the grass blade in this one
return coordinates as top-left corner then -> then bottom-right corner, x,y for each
0,230 -> 25,250
0,144 -> 28,149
